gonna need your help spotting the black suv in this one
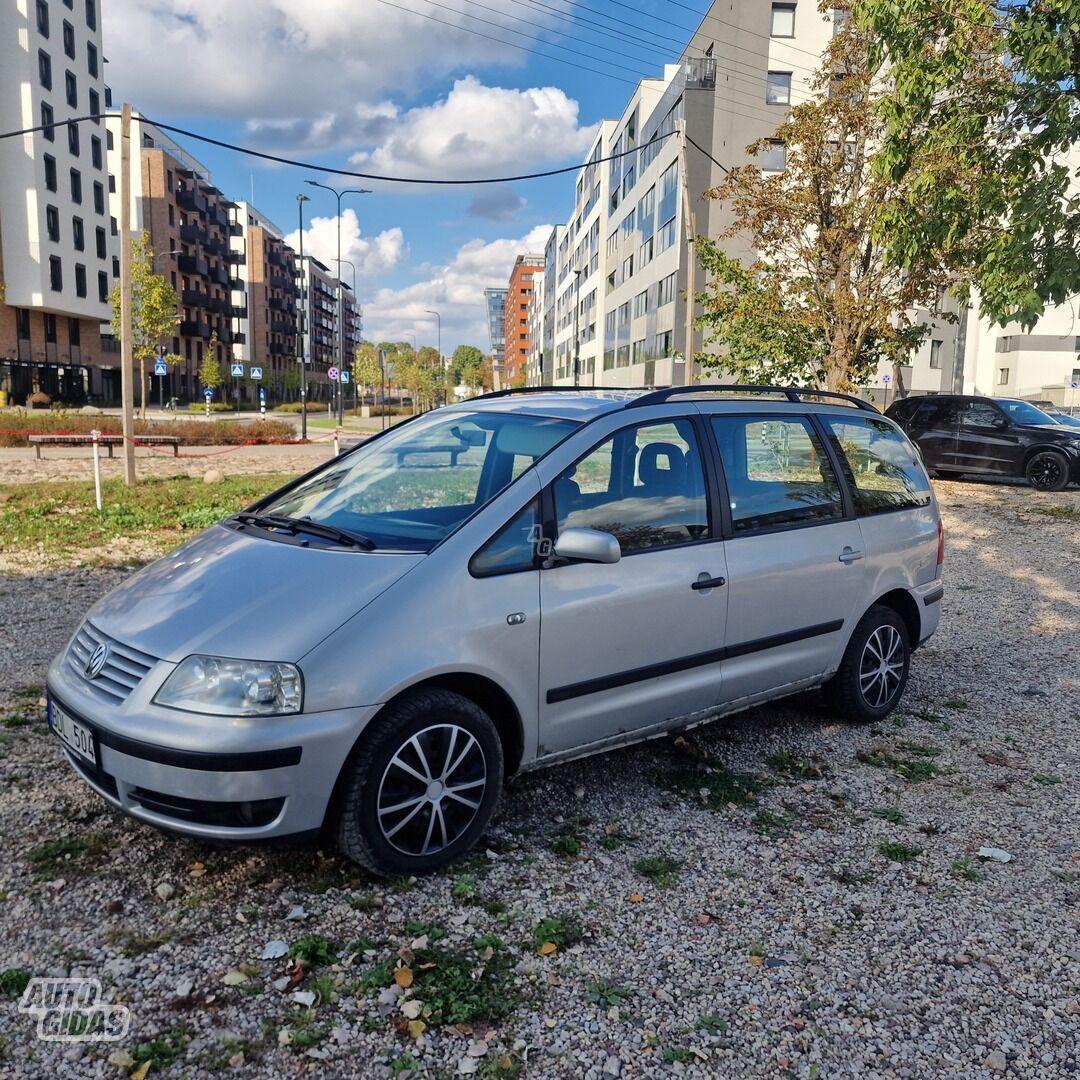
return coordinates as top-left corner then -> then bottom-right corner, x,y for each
885,394 -> 1080,492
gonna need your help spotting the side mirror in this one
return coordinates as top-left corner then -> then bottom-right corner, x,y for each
993,416 -> 1009,430
552,528 -> 621,565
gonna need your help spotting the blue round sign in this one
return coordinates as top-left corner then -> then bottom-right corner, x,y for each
204,388 -> 213,399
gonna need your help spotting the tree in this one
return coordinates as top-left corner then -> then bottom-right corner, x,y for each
450,344 -> 484,384
282,362 -> 301,401
858,0 -> 1080,327
696,11 -> 954,392
353,342 -> 383,402
199,332 -> 223,397
109,230 -> 180,418
459,356 -> 484,393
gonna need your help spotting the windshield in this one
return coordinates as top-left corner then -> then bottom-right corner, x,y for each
257,410 -> 578,551
1051,412 -> 1080,430
998,400 -> 1056,426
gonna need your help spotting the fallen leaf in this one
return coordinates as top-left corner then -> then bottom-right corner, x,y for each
187,862 -> 206,878
749,955 -> 764,967
407,1019 -> 426,1040
394,967 -> 414,989
497,1055 -> 514,1070
694,914 -> 711,926
222,970 -> 248,986
260,940 -> 288,960
479,945 -> 494,962
108,1051 -> 135,1068
628,893 -> 643,903
538,942 -> 558,956
400,1000 -> 424,1019
130,1062 -> 152,1080
604,822 -> 619,835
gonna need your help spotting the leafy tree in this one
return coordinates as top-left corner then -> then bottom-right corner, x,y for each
353,342 -> 383,402
450,344 -> 484,384
199,332 -> 223,395
282,362 -> 301,399
109,230 -> 180,418
858,0 -> 1080,327
696,12 -> 952,391
459,356 -> 484,392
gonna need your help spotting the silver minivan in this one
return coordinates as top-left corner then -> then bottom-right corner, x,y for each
47,386 -> 944,875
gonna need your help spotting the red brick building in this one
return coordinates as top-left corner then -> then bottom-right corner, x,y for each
503,254 -> 543,387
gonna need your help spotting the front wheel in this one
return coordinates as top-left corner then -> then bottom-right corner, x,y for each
824,605 -> 911,723
334,689 -> 504,876
1025,450 -> 1069,492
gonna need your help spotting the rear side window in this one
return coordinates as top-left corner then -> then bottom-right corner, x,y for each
822,416 -> 932,515
711,415 -> 842,532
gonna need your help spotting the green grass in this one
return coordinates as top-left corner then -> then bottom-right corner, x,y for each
871,807 -> 908,824
133,1025 -> 190,1072
451,874 -> 482,902
697,1015 -> 729,1034
0,969 -> 31,997
858,748 -> 944,782
549,832 -> 584,857
0,714 -> 33,729
287,934 -> 340,967
599,826 -> 635,850
1030,504 -> 1080,520
585,979 -> 632,1007
28,833 -> 110,878
879,841 -> 923,863
667,762 -> 761,809
633,856 -> 682,886
101,927 -> 173,957
663,1048 -> 696,1064
1033,774 -> 1063,786
0,475 -> 293,565
531,915 -> 583,952
951,857 -> 980,881
765,750 -> 828,780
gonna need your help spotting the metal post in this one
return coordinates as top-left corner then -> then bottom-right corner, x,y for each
334,427 -> 340,457
572,268 -> 582,387
90,429 -> 102,511
678,120 -> 697,387
158,346 -> 165,411
296,194 -> 310,441
119,104 -> 136,485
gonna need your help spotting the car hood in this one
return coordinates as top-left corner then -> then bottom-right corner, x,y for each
1023,423 -> 1080,440
85,524 -> 424,664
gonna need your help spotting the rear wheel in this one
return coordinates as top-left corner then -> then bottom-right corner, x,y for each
1025,450 -> 1069,492
824,605 -> 911,723
334,689 -> 504,876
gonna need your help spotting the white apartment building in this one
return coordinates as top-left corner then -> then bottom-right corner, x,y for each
0,0 -> 117,403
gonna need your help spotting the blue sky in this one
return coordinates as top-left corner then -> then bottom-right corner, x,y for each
100,0 -> 709,352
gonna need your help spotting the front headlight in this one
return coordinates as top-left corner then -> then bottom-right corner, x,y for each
154,655 -> 303,716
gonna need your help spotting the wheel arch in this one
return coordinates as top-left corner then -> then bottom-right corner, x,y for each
1022,443 -> 1070,467
871,588 -> 921,650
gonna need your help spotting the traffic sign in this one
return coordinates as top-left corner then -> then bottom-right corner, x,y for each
154,359 -> 168,376
230,363 -> 244,377
250,366 -> 263,380
1072,381 -> 1079,389
259,387 -> 266,400
340,370 -> 350,384
203,388 -> 213,400
882,374 -> 891,384
328,367 -> 340,381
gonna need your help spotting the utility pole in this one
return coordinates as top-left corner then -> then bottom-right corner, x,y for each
952,302 -> 970,395
296,194 -> 310,440
678,119 -> 697,388
119,103 -> 136,484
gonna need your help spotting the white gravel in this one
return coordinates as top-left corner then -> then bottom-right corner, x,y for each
0,478 -> 1077,1079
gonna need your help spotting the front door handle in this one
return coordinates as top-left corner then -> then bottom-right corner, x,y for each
838,547 -> 864,564
691,573 -> 726,591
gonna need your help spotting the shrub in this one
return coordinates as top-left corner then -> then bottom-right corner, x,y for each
276,401 -> 328,414
0,412 -> 295,447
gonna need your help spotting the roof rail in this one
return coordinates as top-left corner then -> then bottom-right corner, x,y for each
472,385 -> 656,400
625,384 -> 879,413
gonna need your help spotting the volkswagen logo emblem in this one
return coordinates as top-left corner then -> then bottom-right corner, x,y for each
85,643 -> 109,679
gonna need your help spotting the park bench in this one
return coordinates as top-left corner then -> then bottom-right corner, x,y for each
27,434 -> 181,459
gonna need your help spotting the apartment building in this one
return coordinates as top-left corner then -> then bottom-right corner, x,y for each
483,287 -> 508,389
107,115 -> 246,404
298,256 -> 338,401
341,284 -> 362,373
503,254 -> 543,387
526,267 -> 545,385
0,0 -> 116,404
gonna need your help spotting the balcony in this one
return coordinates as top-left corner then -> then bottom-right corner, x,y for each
181,288 -> 207,308
204,235 -> 229,258
268,250 -> 287,268
231,304 -> 248,319
179,224 -> 206,245
685,56 -> 716,90
227,250 -> 245,265
178,254 -> 209,278
270,319 -> 295,334
229,221 -> 244,237
179,320 -> 210,338
210,263 -> 230,286
232,332 -> 246,345
177,188 -> 208,215
269,273 -> 294,292
229,276 -> 244,291
268,294 -> 291,312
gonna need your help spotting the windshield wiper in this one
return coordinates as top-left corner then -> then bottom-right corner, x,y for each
233,512 -> 376,551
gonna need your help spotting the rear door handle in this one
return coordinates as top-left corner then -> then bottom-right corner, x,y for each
691,574 -> 726,591
838,547 -> 864,564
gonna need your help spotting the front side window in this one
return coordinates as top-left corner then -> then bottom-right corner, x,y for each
713,415 -> 842,532
553,419 -> 709,553
997,399 -> 1054,425
470,499 -> 540,577
259,412 -> 577,552
823,416 -> 931,515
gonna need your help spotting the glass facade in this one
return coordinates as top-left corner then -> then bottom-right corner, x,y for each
484,286 -> 508,366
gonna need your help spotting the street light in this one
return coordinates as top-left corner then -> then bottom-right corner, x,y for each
296,194 -> 310,440
424,308 -> 442,366
305,180 -> 372,427
339,258 -> 357,418
572,267 -> 583,388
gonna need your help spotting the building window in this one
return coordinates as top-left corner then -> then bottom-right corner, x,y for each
49,256 -> 63,292
87,41 -> 98,77
633,290 -> 649,318
44,313 -> 58,342
166,168 -> 174,192
63,19 -> 75,57
95,225 -> 106,259
72,215 -> 84,251
110,215 -> 117,236
656,216 -> 677,254
85,0 -> 95,30
832,7 -> 852,35
93,180 -> 104,214
44,154 -> 57,192
998,367 -> 1010,385
622,254 -> 634,282
657,272 -> 677,307
68,120 -> 79,155
69,318 -> 81,345
45,205 -> 60,242
70,168 -> 82,203
36,0 -> 49,36
65,69 -> 77,107
112,255 -> 119,277
98,270 -> 108,302
38,49 -> 52,89
88,88 -> 99,122
929,339 -> 942,370
759,139 -> 787,171
108,174 -> 115,193
771,3 -> 796,36
75,263 -> 87,297
41,101 -> 55,140
767,71 -> 792,105
1000,336 -> 1012,353
166,200 -> 172,223
90,134 -> 101,169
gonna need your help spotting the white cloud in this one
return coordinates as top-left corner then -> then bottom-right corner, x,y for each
350,77 -> 597,180
467,185 -> 527,222
284,210 -> 407,280
363,225 -> 553,350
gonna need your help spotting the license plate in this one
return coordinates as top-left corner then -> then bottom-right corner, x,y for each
48,699 -> 97,767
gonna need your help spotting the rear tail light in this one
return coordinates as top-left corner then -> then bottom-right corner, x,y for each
936,519 -> 944,566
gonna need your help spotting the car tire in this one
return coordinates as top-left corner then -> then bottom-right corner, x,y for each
1025,450 -> 1069,492
824,605 -> 911,724
334,688 -> 504,876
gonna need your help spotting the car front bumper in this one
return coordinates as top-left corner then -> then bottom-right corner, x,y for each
46,654 -> 380,841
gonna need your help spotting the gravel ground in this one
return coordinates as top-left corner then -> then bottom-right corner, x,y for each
0,479 -> 1077,1080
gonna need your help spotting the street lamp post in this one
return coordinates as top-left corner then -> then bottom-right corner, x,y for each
305,180 -> 371,429
572,268 -> 583,388
152,248 -> 179,409
296,194 -> 310,440
339,258 -> 357,418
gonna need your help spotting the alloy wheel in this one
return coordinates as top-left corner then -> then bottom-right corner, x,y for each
1028,453 -> 1063,490
376,724 -> 487,857
858,625 -> 904,709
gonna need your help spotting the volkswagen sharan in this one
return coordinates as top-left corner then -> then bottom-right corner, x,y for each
47,386 -> 944,875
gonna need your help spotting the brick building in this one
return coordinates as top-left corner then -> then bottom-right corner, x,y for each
502,255 -> 543,387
